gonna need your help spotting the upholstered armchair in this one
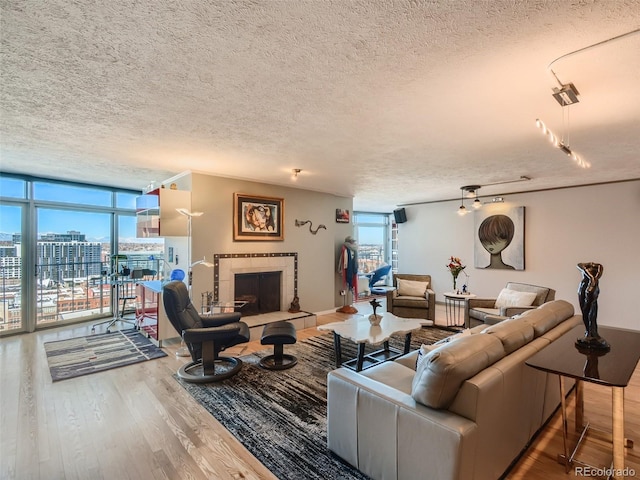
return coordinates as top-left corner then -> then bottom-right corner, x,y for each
386,274 -> 435,324
465,282 -> 555,326
163,281 -> 250,383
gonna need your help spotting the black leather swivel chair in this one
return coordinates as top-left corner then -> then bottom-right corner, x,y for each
163,281 -> 250,383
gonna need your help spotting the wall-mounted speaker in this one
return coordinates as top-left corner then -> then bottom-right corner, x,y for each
393,208 -> 407,224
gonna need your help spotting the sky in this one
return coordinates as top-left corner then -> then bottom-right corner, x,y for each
0,177 -> 139,241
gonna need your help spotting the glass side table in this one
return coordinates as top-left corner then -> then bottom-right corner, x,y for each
202,300 -> 248,315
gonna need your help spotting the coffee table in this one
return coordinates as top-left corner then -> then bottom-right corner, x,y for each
318,313 -> 422,372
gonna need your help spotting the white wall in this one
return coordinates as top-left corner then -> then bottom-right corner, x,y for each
185,172 -> 354,313
397,180 -> 640,331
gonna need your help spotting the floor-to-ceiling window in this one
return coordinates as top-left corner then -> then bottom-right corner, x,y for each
353,212 -> 394,294
0,174 -> 161,334
0,197 -> 24,332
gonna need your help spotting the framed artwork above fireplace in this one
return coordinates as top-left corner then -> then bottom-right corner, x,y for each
233,193 -> 284,241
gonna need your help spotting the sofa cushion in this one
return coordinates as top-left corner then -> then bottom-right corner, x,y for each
411,334 -> 505,409
397,278 -> 429,297
538,299 -> 575,323
519,308 -> 560,337
482,318 -> 535,355
360,361 -> 415,395
494,288 -> 537,308
393,296 -> 428,308
469,307 -> 500,321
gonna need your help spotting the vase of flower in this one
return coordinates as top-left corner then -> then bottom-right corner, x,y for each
447,256 -> 466,292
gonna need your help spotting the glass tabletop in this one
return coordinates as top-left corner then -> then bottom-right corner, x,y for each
526,325 -> 640,387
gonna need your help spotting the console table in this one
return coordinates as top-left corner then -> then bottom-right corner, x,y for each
135,280 -> 177,346
526,325 -> 640,479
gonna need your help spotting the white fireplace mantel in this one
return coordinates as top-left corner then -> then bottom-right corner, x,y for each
213,252 -> 298,312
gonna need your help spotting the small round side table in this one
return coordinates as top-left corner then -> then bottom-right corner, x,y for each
443,292 -> 477,328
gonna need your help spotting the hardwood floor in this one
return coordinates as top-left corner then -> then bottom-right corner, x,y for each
1,302 -> 638,479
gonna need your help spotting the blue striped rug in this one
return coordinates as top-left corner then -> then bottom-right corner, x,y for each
44,329 -> 167,382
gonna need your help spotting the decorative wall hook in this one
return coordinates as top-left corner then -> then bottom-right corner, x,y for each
295,219 -> 326,235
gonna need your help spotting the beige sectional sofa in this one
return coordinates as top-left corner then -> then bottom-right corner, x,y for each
327,300 -> 581,480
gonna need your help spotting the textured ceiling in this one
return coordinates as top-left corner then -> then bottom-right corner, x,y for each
1,0 -> 639,211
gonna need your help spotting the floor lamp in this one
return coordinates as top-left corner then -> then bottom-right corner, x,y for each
175,208 -> 204,357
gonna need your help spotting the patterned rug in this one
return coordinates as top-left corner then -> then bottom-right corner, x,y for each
355,292 -> 386,303
44,329 -> 167,382
176,326 -> 456,480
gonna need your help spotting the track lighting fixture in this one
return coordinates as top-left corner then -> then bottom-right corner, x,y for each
535,119 -> 590,168
292,169 -> 301,180
457,185 -> 480,215
457,188 -> 468,216
454,178 -> 531,214
551,83 -> 580,106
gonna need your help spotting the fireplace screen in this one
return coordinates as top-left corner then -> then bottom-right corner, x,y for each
234,271 -> 281,316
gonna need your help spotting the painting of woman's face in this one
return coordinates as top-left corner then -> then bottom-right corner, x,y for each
482,237 -> 509,255
233,193 -> 284,241
243,203 -> 275,232
474,208 -> 524,270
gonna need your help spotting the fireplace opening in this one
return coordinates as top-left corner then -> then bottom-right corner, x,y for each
234,271 -> 281,316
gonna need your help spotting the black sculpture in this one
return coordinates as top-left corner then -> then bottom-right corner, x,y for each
369,298 -> 382,326
576,262 -> 610,351
370,298 -> 382,316
288,295 -> 301,313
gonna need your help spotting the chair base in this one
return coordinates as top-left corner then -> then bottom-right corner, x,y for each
91,316 -> 137,334
177,357 -> 243,383
259,353 -> 298,370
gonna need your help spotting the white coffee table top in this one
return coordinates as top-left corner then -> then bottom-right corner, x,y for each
318,313 -> 422,345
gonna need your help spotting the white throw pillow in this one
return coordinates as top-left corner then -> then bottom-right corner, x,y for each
494,288 -> 537,308
416,343 -> 439,369
397,278 -> 429,297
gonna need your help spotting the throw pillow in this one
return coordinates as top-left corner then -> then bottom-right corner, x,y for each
397,278 -> 429,297
415,343 -> 439,369
411,334 -> 505,409
494,288 -> 537,308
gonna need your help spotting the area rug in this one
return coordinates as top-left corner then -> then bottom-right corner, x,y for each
175,326 -> 456,480
355,292 -> 386,303
44,328 -> 167,382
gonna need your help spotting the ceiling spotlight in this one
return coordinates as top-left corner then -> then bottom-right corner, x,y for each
292,168 -> 302,180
